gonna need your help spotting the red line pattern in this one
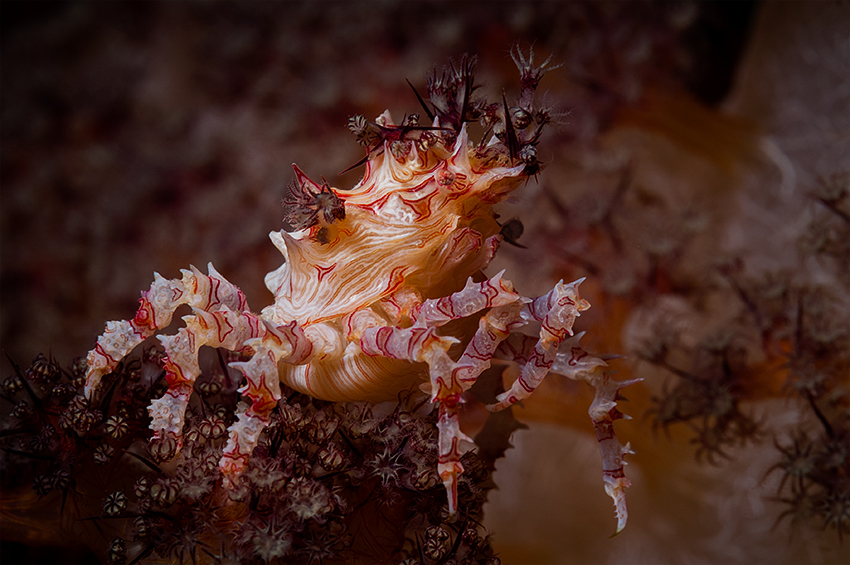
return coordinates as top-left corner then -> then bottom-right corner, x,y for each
568,346 -> 586,366
132,296 -> 157,332
206,274 -> 222,309
93,343 -> 118,364
212,311 -> 235,343
314,263 -> 335,282
274,320 -> 313,364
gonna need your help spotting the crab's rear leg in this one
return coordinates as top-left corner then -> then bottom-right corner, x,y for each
361,271 -> 526,515
586,372 -> 641,534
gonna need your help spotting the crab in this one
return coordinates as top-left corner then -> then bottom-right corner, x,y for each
84,50 -> 636,531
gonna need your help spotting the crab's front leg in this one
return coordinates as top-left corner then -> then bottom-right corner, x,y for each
140,302 -> 315,480
85,263 -> 247,399
85,263 -> 259,457
149,302 -> 314,481
148,306 -> 272,455
84,263 -> 316,484
361,272 -> 525,515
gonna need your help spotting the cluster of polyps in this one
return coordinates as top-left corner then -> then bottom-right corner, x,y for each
85,50 -> 637,531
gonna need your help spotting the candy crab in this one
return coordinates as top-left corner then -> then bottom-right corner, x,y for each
84,50 -> 637,531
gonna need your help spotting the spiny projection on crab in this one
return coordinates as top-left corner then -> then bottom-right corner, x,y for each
84,47 -> 638,531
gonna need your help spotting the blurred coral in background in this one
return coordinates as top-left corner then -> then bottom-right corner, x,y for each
2,1 -> 848,564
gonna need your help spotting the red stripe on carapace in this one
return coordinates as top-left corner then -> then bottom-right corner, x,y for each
396,180 -> 439,221
382,266 -> 407,297
353,190 -> 394,216
314,263 -> 336,283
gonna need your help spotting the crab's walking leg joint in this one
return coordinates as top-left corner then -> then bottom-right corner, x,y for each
416,270 -> 522,327
85,274 -> 181,398
149,308 -> 289,456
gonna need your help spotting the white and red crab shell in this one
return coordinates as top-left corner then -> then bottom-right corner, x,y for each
84,69 -> 636,531
264,120 -> 525,402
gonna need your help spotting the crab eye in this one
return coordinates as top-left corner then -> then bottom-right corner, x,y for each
436,169 -> 455,187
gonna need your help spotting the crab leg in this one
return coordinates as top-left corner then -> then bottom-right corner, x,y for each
493,330 -> 640,533
416,270 -> 522,327
488,279 -> 590,411
431,302 -> 529,514
84,263 -> 247,399
361,271 -> 525,515
482,278 -> 640,532
148,307 -> 280,454
360,324 -> 462,510
494,331 -> 608,380
154,306 -> 313,473
84,262 -> 316,478
154,305 -> 313,477
584,372 -> 641,534
219,320 -> 313,482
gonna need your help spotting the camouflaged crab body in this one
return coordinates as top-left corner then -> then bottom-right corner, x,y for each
85,50 -> 636,529
266,125 -> 523,402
